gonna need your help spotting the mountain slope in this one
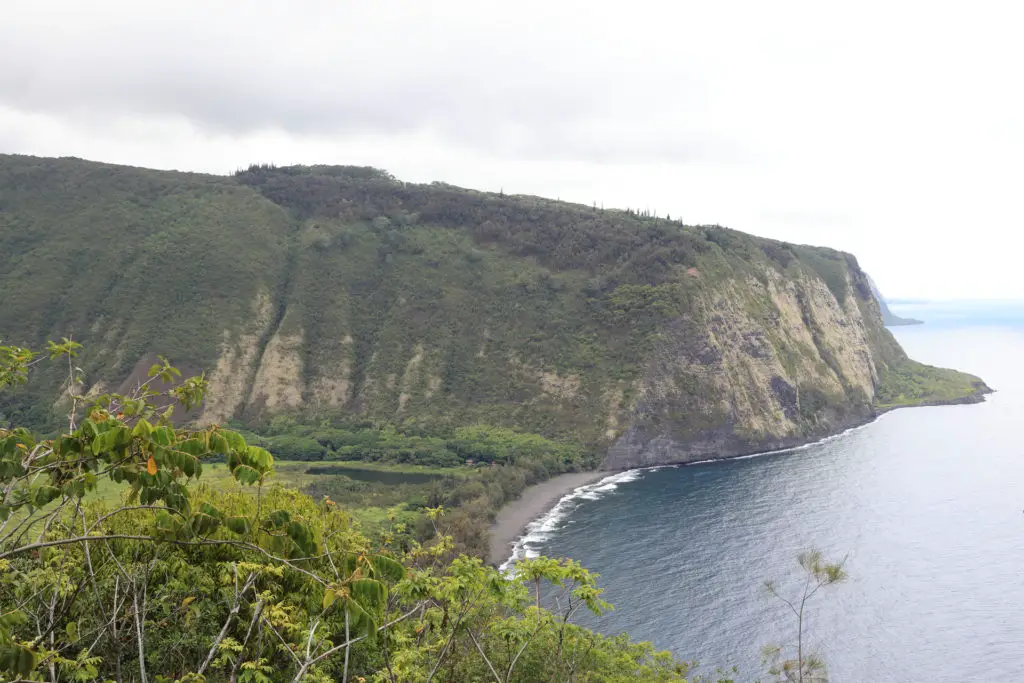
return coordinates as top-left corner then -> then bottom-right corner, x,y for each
867,274 -> 923,326
0,155 -> 989,465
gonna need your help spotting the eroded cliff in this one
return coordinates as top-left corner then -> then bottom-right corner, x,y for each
0,156 -> 988,464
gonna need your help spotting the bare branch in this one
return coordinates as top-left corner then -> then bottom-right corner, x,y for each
466,627 -> 503,683
291,602 -> 424,682
229,600 -> 264,683
197,570 -> 258,675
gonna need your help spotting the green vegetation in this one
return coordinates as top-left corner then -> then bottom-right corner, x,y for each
239,419 -> 592,557
0,343 -> 703,681
2,145 -> 963,677
763,550 -> 847,683
789,246 -> 853,304
875,359 -> 989,408
244,417 -> 586,470
0,155 -> 989,465
0,156 -> 292,428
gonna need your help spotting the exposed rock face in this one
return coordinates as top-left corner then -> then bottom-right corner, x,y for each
200,291 -> 275,424
603,267 -> 890,469
186,259 -> 928,470
309,335 -> 355,410
246,313 -> 306,415
0,155 -> 987,456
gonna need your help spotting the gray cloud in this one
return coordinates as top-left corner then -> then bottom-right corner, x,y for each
3,1 -> 1024,298
0,2 -> 724,163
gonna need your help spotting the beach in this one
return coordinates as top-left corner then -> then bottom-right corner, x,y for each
488,471 -> 608,566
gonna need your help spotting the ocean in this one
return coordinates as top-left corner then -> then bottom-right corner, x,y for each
515,302 -> 1024,681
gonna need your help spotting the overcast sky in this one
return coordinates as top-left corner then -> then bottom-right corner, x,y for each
2,1 -> 1020,299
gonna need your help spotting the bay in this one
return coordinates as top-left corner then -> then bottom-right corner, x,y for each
530,304 -> 1024,681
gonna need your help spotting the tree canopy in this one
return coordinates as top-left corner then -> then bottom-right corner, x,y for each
0,341 -> 695,681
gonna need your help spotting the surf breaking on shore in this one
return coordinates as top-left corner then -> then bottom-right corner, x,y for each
492,414 -> 890,571
495,470 -> 644,571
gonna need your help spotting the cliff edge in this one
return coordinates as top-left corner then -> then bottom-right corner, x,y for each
0,155 -> 989,466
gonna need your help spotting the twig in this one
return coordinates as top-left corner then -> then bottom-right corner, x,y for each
198,570 -> 258,675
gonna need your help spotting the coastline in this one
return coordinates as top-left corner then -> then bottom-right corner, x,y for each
489,385 -> 994,569
601,384 -> 994,470
488,471 -> 607,566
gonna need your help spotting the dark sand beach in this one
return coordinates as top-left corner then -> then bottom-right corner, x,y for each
488,471 -> 607,566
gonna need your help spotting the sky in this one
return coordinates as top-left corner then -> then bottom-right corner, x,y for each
1,1 -> 1021,299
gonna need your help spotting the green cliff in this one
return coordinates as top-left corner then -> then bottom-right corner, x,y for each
0,155 -> 989,465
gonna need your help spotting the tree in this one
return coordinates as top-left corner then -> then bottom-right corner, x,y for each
763,550 -> 847,683
0,341 -> 408,680
0,341 -> 689,680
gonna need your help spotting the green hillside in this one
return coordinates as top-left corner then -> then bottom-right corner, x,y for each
0,153 -> 992,681
0,155 -> 988,462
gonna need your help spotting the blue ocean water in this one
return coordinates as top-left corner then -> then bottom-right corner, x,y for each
526,302 -> 1024,682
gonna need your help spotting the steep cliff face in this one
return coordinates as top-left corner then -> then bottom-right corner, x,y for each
604,267 -> 891,468
0,156 -> 988,462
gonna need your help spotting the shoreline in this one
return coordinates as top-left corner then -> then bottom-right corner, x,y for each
488,386 -> 994,568
601,384 -> 994,470
488,471 -> 607,566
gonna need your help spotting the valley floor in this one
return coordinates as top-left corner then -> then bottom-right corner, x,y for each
488,470 -> 606,566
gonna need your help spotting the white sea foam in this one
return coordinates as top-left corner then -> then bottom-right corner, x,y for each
498,469 -> 646,572
499,415 -> 888,571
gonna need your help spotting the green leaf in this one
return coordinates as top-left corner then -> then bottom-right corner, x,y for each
265,510 -> 290,528
90,429 -> 115,455
132,419 -> 153,439
150,426 -> 174,446
323,588 -> 337,610
189,503 -> 224,535
177,438 -> 206,456
372,556 -> 406,583
245,446 -> 273,472
33,485 -> 60,507
221,429 -> 247,451
0,643 -> 36,676
349,578 -> 386,610
225,516 -> 250,535
210,433 -> 229,456
231,464 -> 261,486
285,521 -> 316,556
199,502 -> 223,518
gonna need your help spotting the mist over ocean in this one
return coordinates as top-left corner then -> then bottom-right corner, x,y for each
527,302 -> 1024,681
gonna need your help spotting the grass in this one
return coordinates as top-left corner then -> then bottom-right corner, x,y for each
63,461 -> 315,508
875,359 -> 988,408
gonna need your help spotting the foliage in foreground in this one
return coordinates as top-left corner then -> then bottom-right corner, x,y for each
763,551 -> 847,683
0,342 -> 692,681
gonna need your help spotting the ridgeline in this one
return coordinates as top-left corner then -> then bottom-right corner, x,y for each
0,154 -> 988,466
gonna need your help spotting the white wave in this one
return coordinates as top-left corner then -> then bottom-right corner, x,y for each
730,417 -> 882,461
498,469 -> 649,572
499,415 -> 890,571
